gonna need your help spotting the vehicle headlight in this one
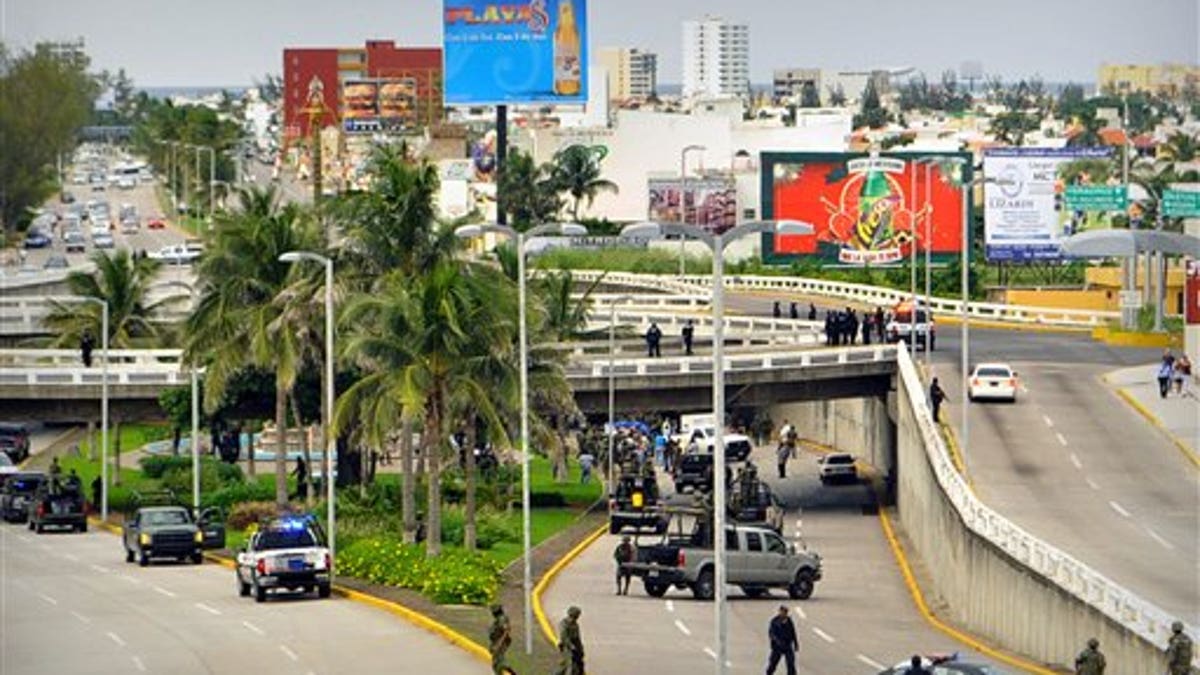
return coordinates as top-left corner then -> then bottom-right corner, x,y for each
194,531 -> 204,543
139,533 -> 152,545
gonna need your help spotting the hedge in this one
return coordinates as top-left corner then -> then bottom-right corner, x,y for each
336,537 -> 504,605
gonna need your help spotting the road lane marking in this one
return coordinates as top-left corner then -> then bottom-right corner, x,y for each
1056,433 -> 1068,447
674,619 -> 692,636
811,627 -> 836,643
1109,501 -> 1131,518
132,656 -> 146,672
1042,415 -> 1054,428
1069,454 -> 1082,470
119,574 -> 141,585
194,602 -> 221,616
62,554 -> 79,562
1146,528 -> 1175,550
1086,477 -> 1100,490
792,605 -> 807,620
279,645 -> 299,662
70,610 -> 91,624
665,600 -> 674,613
90,564 -> 111,574
242,620 -> 265,636
38,593 -> 58,605
857,654 -> 885,670
153,586 -> 177,598
701,648 -> 732,668
107,631 -> 126,647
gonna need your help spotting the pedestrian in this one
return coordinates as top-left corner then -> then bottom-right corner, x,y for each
646,322 -> 662,358
1172,354 -> 1190,396
1166,620 -> 1193,675
776,442 -> 791,479
682,319 -> 695,356
862,313 -> 873,345
578,449 -> 595,484
807,303 -> 817,321
1074,637 -> 1106,674
773,301 -> 782,318
613,535 -> 634,595
789,302 -> 798,319
823,311 -> 834,347
80,330 -> 95,367
903,655 -> 931,674
488,604 -> 512,675
90,475 -> 102,511
847,309 -> 859,346
555,606 -> 585,675
766,605 -> 798,675
291,456 -> 308,500
875,307 -> 886,340
1157,356 -> 1174,398
929,377 -> 946,423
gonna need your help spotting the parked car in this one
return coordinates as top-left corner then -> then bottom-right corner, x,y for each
968,363 -> 1018,403
817,453 -> 858,485
877,653 -> 1006,674
608,473 -> 667,534
673,450 -> 733,494
0,472 -> 47,522
672,414 -> 753,462
43,255 -> 70,270
122,502 -> 220,566
0,422 -> 31,463
148,244 -> 200,264
886,301 -> 935,351
93,232 -> 115,249
147,217 -> 166,229
63,230 -> 86,254
24,229 -> 52,249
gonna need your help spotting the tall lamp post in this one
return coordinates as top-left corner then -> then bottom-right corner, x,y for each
278,251 -> 336,578
606,294 -> 636,489
620,219 -> 812,675
679,145 -> 707,276
157,281 -> 202,512
454,221 -> 589,655
54,296 -> 109,519
908,157 -> 937,357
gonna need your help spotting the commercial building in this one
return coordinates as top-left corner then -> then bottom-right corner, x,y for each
596,47 -> 658,102
772,67 -> 909,106
681,16 -> 750,99
1097,63 -> 1200,97
282,40 -> 442,142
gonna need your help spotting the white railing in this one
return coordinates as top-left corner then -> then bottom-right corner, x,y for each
0,348 -> 184,367
565,344 -> 895,379
0,365 -> 189,387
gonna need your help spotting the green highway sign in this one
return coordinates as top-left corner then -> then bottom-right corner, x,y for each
1064,185 -> 1127,212
1162,189 -> 1200,218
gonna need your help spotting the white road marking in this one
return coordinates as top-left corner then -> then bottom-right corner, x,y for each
132,656 -> 146,672
674,619 -> 692,636
279,645 -> 299,662
792,605 -> 807,620
1042,415 -> 1054,428
38,593 -> 58,605
665,600 -> 674,613
1086,477 -> 1101,491
90,564 -> 111,574
1056,432 -> 1068,447
119,574 -> 141,585
700,648 -> 732,667
70,610 -> 91,624
857,654 -> 885,670
1069,454 -> 1082,470
811,627 -> 836,643
62,554 -> 79,562
1109,501 -> 1131,518
107,631 -> 126,647
153,585 -> 177,598
242,620 -> 265,636
194,602 -> 221,616
1146,528 -> 1175,551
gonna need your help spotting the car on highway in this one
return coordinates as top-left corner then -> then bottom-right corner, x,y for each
93,232 -> 115,249
0,453 -> 19,482
43,255 -> 70,270
63,229 -> 87,254
23,229 -> 52,249
235,515 -> 332,602
123,503 -> 209,566
0,422 -> 31,463
147,217 -> 166,229
120,216 -> 140,234
148,244 -> 201,264
608,473 -> 667,534
117,176 -> 136,190
28,475 -> 87,533
673,450 -> 733,494
817,453 -> 858,485
0,472 -> 47,522
886,301 -> 935,351
967,363 -> 1018,403
60,190 -> 76,204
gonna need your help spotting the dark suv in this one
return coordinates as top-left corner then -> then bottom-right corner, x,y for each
124,505 -> 205,565
1,472 -> 46,522
0,423 -> 30,463
673,452 -> 733,494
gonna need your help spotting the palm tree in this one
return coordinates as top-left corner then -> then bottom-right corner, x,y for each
535,269 -> 607,342
499,149 -> 562,228
185,185 -> 322,504
551,144 -> 618,221
44,249 -> 172,348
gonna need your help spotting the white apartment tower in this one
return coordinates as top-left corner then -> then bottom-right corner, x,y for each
682,16 -> 749,99
597,47 -> 658,101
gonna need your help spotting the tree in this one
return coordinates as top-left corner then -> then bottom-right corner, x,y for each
827,84 -> 847,108
498,149 -> 562,228
990,111 -> 1038,146
1056,83 -> 1087,119
44,250 -> 173,348
1066,108 -> 1106,148
799,81 -> 821,108
853,79 -> 890,130
550,144 -> 619,222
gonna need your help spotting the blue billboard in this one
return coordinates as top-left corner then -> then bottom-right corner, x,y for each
443,0 -> 588,105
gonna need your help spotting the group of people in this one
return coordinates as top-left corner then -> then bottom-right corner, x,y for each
772,301 -> 818,321
1155,349 -> 1193,398
487,603 -> 585,675
823,306 -> 889,347
1073,621 -> 1192,674
644,320 -> 697,358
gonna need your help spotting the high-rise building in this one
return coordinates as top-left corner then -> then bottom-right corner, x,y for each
597,47 -> 658,101
681,16 -> 749,99
1098,63 -> 1199,97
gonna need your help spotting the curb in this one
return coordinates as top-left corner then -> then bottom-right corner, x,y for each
938,421 -> 976,492
1106,378 -> 1200,470
877,507 -> 1061,675
531,523 -> 608,646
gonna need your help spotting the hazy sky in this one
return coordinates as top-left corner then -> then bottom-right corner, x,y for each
3,0 -> 1197,87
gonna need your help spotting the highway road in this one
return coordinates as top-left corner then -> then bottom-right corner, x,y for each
543,444 -> 1006,675
0,523 -> 479,674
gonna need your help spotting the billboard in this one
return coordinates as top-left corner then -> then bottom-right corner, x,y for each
342,78 -> 417,133
982,147 -> 1115,262
647,177 -> 737,235
443,0 -> 588,105
761,152 -> 970,265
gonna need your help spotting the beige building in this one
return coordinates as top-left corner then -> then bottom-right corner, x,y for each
1097,63 -> 1199,96
596,47 -> 658,102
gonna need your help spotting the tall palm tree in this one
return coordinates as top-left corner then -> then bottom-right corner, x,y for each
44,249 -> 172,348
185,186 -> 322,504
499,149 -> 562,228
551,144 -> 618,221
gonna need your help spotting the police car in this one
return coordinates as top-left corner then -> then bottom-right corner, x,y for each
235,516 -> 331,602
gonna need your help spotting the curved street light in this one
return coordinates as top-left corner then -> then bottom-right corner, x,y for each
155,280 -> 202,513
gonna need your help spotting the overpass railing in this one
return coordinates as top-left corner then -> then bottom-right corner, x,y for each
0,348 -> 184,367
0,365 -> 189,387
565,343 -> 895,379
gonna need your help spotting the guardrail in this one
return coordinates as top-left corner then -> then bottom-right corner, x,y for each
0,348 -> 184,367
0,365 -> 189,387
565,343 -> 895,379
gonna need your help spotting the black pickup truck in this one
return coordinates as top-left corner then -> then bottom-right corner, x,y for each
673,451 -> 733,494
608,473 -> 667,534
1,472 -> 46,522
28,476 -> 87,533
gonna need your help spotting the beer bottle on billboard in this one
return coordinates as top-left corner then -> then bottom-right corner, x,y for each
553,0 -> 582,96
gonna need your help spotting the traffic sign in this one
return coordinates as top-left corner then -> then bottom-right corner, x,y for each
1064,185 -> 1127,212
1162,189 -> 1200,218
1118,290 -> 1143,309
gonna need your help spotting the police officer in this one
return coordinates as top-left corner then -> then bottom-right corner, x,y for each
556,606 -> 585,675
1074,637 -> 1106,675
929,377 -> 946,423
1166,620 -> 1193,675
789,302 -> 798,320
646,322 -> 662,358
766,605 -> 798,675
773,301 -> 782,319
613,535 -> 634,595
682,319 -> 695,356
80,330 -> 95,367
488,603 -> 512,675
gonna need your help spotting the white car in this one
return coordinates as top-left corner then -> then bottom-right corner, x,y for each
235,516 -> 331,602
817,453 -> 858,485
148,245 -> 201,264
968,363 -> 1019,403
93,232 -> 115,249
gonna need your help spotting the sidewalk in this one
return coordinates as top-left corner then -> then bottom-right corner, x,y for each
1106,364 -> 1200,462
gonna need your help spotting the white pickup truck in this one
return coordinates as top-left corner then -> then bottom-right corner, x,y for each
235,516 -> 331,602
672,414 -> 753,462
148,244 -> 201,264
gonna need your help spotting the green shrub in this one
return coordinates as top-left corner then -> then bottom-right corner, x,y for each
161,462 -> 223,495
528,491 -> 566,508
438,505 -> 519,550
227,501 -> 281,530
216,462 -> 244,484
139,455 -> 192,479
201,480 -> 275,510
337,537 -> 504,605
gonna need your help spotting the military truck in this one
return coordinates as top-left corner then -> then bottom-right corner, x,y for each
621,507 -> 821,600
28,475 -> 87,533
122,491 -> 225,566
608,472 -> 667,534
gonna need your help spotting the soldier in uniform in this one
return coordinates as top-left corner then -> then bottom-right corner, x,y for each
613,535 -> 634,595
1166,620 -> 1193,675
1074,637 -> 1106,675
556,606 -> 585,675
488,603 -> 512,675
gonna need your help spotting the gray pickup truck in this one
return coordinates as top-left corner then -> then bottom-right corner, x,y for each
621,511 -> 821,601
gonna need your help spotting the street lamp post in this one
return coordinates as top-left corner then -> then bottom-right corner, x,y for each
157,281 -> 202,511
679,145 -> 706,277
454,221 -> 588,656
607,295 -> 636,490
55,296 -> 109,519
278,252 -> 336,579
620,219 -> 813,675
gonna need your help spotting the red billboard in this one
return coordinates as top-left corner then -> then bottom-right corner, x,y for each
761,152 -> 971,265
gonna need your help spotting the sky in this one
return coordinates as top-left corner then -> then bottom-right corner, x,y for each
2,0 -> 1197,88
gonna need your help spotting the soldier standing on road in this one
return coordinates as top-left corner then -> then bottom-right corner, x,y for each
1074,637 -> 1106,675
613,535 -> 634,595
556,606 -> 585,675
929,377 -> 946,423
766,605 -> 798,675
875,307 -> 886,342
1166,620 -> 1193,675
682,319 -> 695,355
488,603 -> 512,675
646,322 -> 663,358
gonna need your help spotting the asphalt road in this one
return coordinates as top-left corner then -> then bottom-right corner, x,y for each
543,444 -> 1005,674
0,523 -> 480,674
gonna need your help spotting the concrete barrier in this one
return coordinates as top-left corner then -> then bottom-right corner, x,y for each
768,397 -> 894,471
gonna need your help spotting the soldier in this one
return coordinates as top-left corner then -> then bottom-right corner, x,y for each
1074,637 -> 1106,675
49,457 -> 62,478
1166,620 -> 1193,675
555,606 -> 585,675
488,603 -> 512,675
929,377 -> 947,423
773,301 -> 782,318
613,535 -> 634,595
682,319 -> 695,356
